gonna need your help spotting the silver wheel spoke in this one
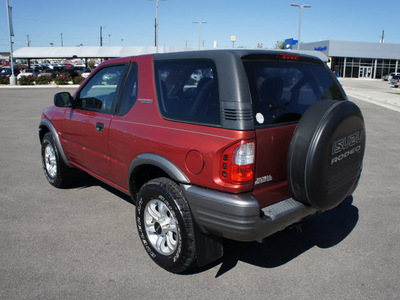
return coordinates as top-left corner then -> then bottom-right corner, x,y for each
147,201 -> 161,220
166,231 -> 177,250
158,201 -> 169,217
44,144 -> 57,178
143,199 -> 179,255
155,235 -> 166,252
145,223 -> 156,234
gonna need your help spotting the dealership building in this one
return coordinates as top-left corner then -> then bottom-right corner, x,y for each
298,40 -> 400,79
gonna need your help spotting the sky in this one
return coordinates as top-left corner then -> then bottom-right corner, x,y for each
0,0 -> 398,52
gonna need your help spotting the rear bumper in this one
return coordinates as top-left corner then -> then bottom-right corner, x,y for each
181,184 -> 318,242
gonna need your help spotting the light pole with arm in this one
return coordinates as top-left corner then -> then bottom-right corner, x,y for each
291,3 -> 311,50
193,21 -> 207,50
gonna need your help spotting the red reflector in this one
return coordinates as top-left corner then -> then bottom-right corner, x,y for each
280,53 -> 300,60
231,164 -> 254,182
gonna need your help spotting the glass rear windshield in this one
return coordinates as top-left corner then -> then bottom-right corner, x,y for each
243,59 -> 345,127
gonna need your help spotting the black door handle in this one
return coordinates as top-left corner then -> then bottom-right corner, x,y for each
96,122 -> 104,132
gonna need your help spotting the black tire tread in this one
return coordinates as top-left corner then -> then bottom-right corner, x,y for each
136,177 -> 197,273
41,132 -> 74,188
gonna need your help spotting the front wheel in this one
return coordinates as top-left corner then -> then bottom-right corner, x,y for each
136,178 -> 197,273
41,132 -> 73,188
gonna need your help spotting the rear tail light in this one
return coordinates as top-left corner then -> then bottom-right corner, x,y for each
220,141 -> 255,184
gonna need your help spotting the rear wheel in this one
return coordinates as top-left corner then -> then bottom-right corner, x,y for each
136,178 -> 197,273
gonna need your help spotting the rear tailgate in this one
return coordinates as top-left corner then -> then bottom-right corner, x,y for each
253,125 -> 295,207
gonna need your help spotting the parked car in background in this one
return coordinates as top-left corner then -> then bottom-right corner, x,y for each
17,68 -> 38,80
37,68 -> 57,79
74,63 -> 86,70
391,75 -> 400,87
388,73 -> 399,82
64,63 -> 74,69
80,68 -> 92,79
0,67 -> 20,77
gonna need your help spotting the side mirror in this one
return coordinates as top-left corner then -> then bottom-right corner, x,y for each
54,92 -> 74,107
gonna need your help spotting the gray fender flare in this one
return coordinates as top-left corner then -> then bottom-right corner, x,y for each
39,119 -> 73,168
128,153 -> 190,191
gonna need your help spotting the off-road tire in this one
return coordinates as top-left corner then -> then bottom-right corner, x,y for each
41,132 -> 73,188
136,177 -> 197,273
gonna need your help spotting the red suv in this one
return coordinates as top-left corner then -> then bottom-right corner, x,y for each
39,50 -> 365,273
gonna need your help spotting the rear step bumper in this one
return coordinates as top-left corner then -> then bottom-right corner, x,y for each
181,184 -> 318,242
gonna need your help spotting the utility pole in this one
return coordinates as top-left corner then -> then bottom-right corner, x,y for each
27,35 -> 31,47
148,0 -> 167,53
100,26 -> 104,46
380,30 -> 385,43
6,0 -> 16,85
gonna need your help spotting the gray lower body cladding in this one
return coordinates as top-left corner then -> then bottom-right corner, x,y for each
181,184 -> 318,242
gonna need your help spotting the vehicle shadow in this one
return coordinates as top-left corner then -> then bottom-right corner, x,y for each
213,196 -> 358,277
68,170 -> 133,204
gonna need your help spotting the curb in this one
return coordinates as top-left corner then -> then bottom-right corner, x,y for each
345,91 -> 400,113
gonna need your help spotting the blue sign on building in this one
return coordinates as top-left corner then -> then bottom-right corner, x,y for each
284,38 -> 298,49
314,46 -> 327,51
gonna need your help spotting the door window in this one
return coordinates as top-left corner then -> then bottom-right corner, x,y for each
76,65 -> 126,113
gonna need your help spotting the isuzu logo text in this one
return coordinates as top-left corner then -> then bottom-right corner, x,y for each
330,129 -> 364,165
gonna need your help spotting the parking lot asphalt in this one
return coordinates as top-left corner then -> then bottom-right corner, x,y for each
1,85 -> 399,299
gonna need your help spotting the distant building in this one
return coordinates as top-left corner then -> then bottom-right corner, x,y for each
299,40 -> 400,79
1,52 -> 10,63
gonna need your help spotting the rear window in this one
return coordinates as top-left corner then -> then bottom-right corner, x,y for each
154,60 -> 220,126
243,59 -> 345,127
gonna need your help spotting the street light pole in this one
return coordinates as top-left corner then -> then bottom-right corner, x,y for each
148,0 -> 167,53
291,3 -> 311,50
6,0 -> 16,85
100,26 -> 105,46
193,21 -> 207,50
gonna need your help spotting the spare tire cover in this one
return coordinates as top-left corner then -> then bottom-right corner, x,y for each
287,100 -> 365,210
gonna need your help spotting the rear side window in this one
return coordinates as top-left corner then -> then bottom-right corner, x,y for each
154,60 -> 220,126
118,63 -> 138,115
244,60 -> 345,127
